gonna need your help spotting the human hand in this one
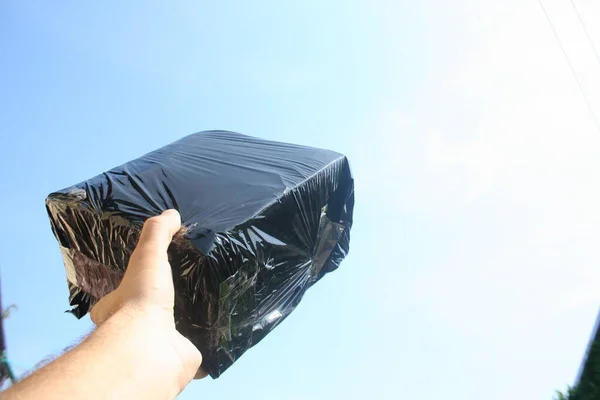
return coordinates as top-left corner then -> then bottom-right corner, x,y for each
91,209 -> 206,390
3,210 -> 205,400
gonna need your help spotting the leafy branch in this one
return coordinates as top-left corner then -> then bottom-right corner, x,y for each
555,339 -> 600,399
1,305 -> 17,320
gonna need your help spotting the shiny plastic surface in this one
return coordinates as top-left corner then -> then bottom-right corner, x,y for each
45,131 -> 354,378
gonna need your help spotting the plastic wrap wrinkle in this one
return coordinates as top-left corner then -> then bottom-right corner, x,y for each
45,130 -> 354,377
60,247 -> 78,286
311,213 -> 345,280
60,247 -> 123,301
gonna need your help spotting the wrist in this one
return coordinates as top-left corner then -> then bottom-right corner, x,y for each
94,307 -> 198,398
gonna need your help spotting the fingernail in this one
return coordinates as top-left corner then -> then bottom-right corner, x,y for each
162,209 -> 180,217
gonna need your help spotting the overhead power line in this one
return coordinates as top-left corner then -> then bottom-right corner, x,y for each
568,0 -> 600,68
537,0 -> 600,133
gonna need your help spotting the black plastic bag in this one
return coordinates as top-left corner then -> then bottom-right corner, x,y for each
46,131 -> 354,377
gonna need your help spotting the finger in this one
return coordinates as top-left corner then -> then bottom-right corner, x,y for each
90,290 -> 119,326
172,332 -> 203,381
194,368 -> 209,380
133,209 -> 181,261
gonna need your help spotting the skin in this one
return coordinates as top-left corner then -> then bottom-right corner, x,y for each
3,209 -> 205,399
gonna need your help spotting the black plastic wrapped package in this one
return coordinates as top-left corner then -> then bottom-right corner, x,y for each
45,131 -> 354,378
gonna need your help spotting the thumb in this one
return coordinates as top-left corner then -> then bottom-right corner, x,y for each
129,209 -> 181,267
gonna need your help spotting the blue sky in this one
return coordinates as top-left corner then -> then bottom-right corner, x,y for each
2,1 -> 600,398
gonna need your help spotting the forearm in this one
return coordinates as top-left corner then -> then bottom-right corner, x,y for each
4,211 -> 202,398
3,309 -> 183,400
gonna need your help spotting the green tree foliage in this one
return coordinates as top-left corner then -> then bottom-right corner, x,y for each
554,387 -> 575,400
556,340 -> 600,399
